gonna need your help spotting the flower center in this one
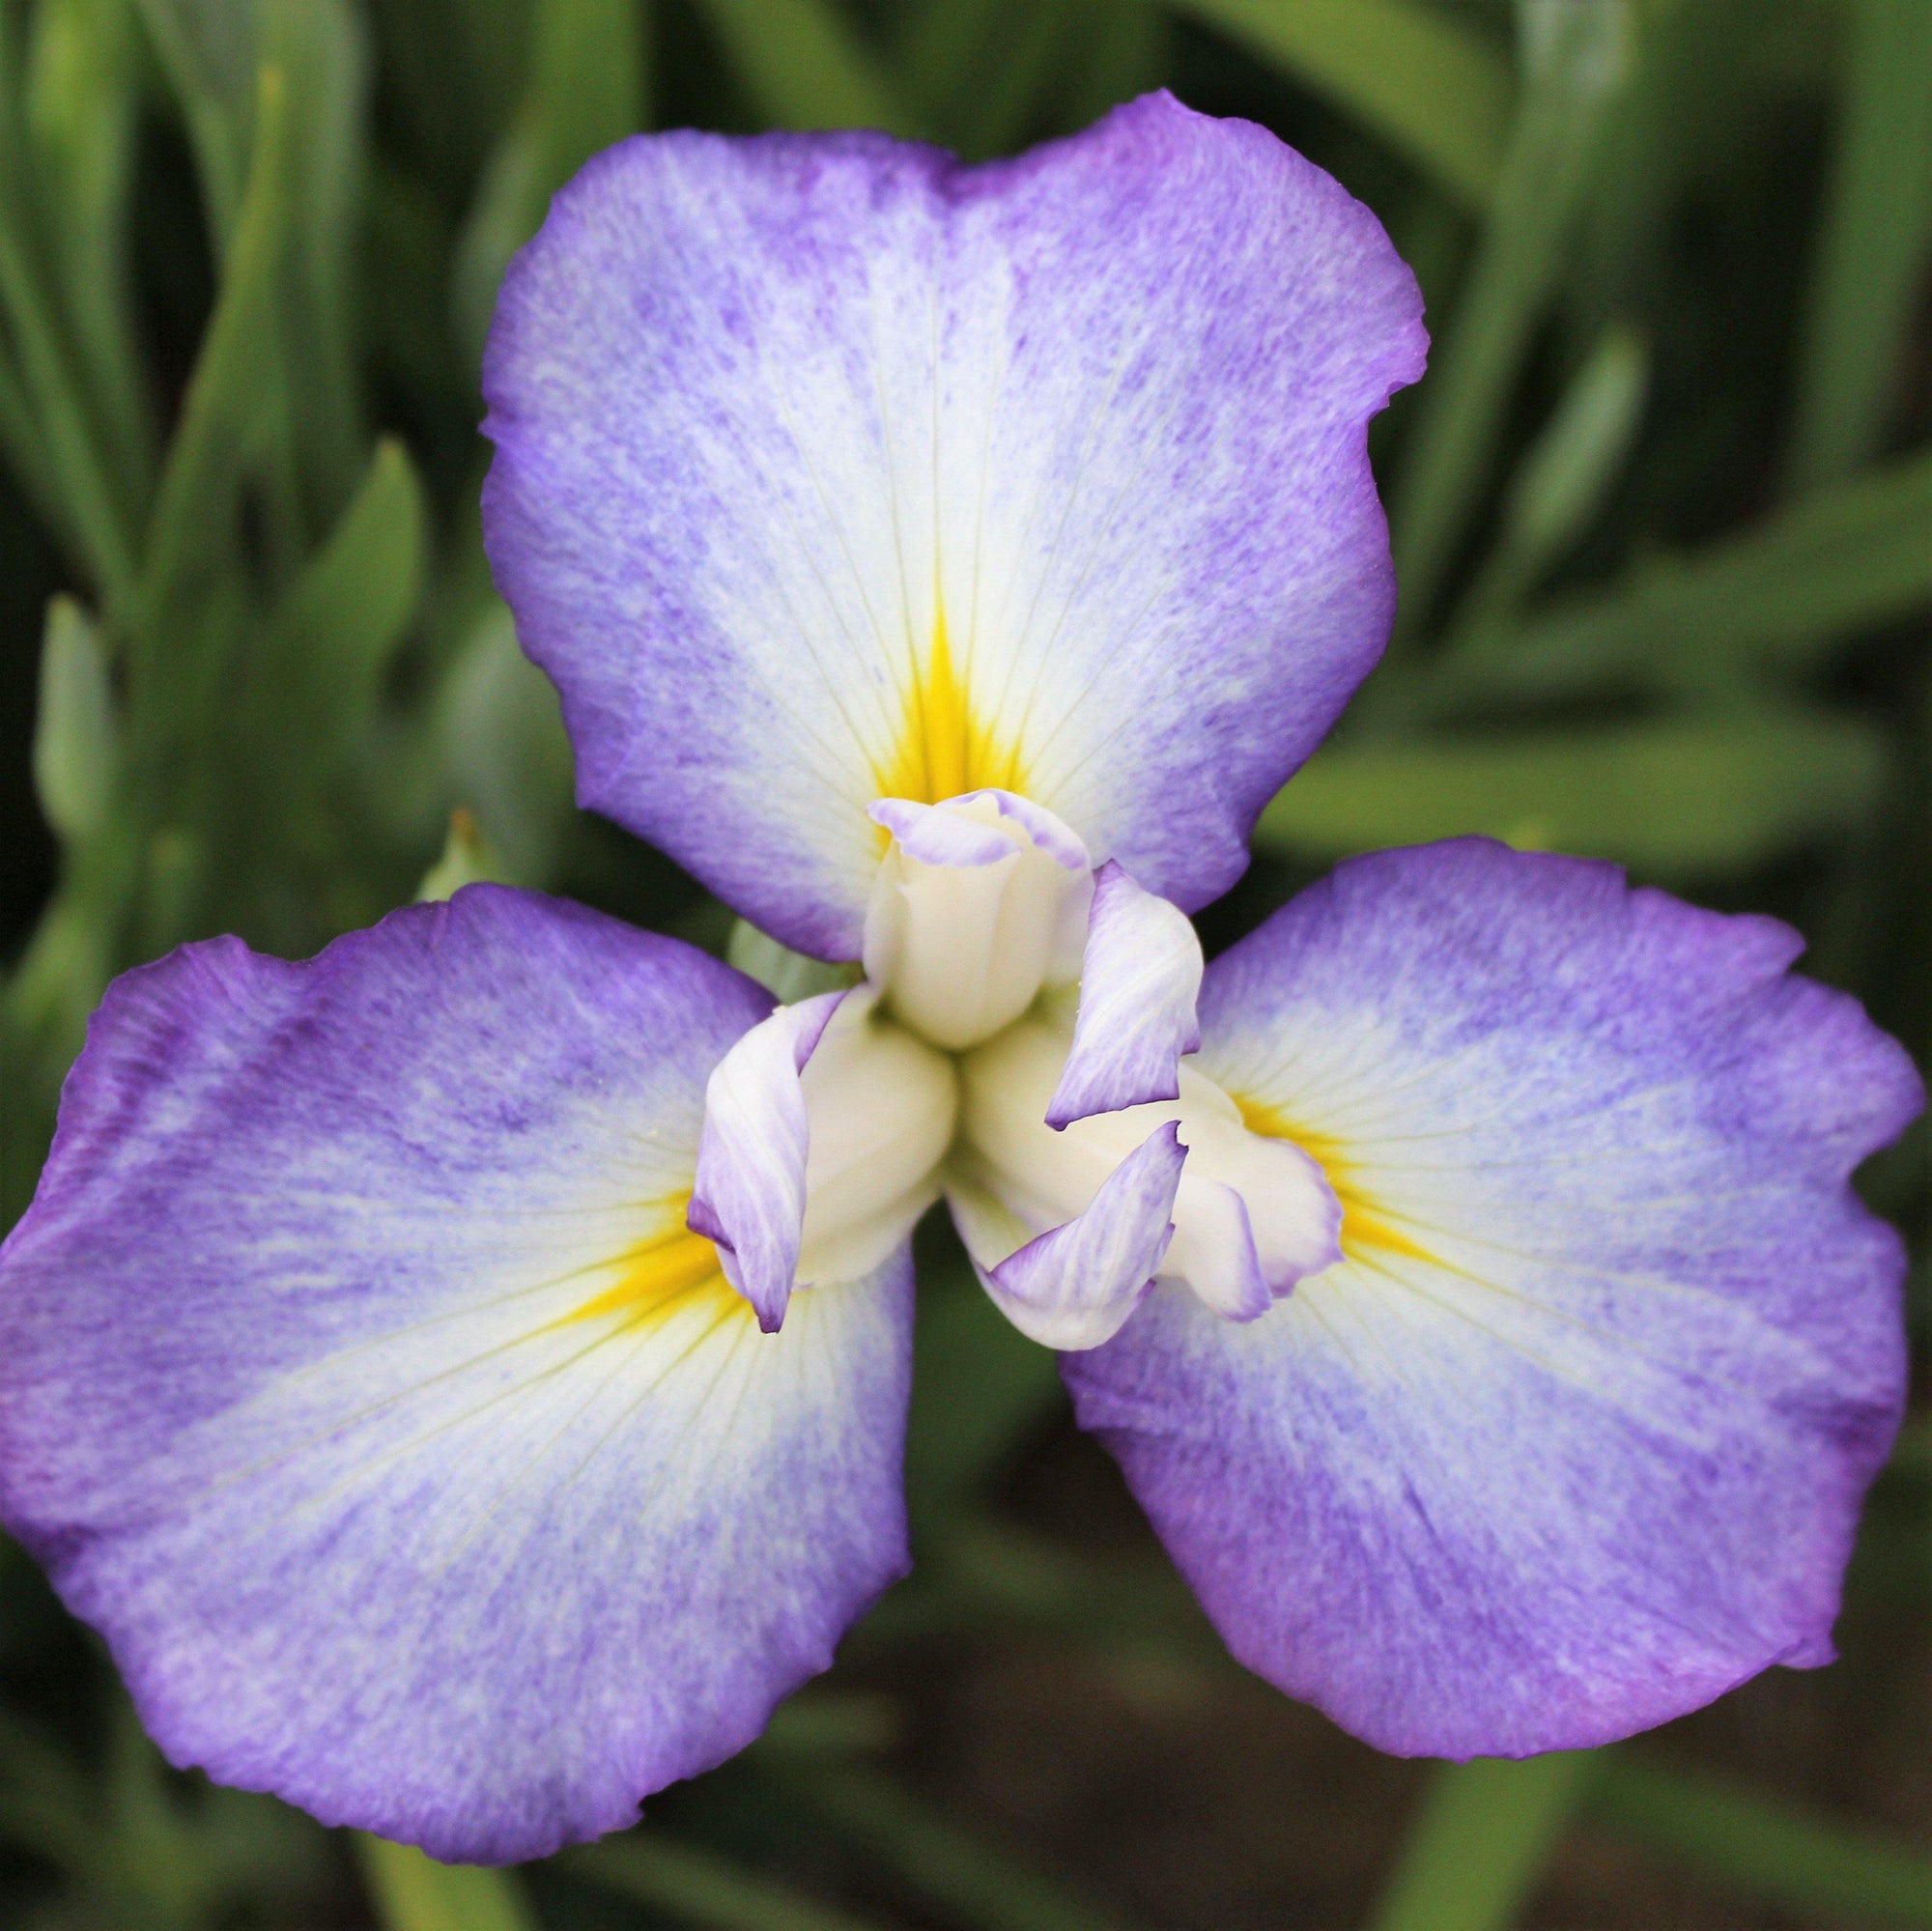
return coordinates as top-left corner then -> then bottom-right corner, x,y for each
955,1017 -> 1342,1316
861,790 -> 1094,1052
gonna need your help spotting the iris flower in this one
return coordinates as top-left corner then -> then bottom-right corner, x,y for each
0,96 -> 1920,1865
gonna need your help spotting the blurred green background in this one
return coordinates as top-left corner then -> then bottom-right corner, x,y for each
0,0 -> 1927,1926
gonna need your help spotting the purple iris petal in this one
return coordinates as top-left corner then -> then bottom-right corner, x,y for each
1064,838 -> 1921,1757
482,93 -> 1426,957
0,889 -> 912,1861
983,1121 -> 1185,1349
867,798 -> 1018,868
691,986 -> 848,1330
1046,860 -> 1204,1129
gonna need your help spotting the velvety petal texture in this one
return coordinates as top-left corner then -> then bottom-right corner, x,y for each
1064,839 -> 1920,1758
482,93 -> 1426,957
0,890 -> 914,1862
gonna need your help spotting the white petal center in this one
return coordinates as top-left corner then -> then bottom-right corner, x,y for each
958,1017 -> 1341,1314
862,791 -> 1094,1051
796,990 -> 958,1286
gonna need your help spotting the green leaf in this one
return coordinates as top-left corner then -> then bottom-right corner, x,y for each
32,595 -> 119,843
261,0 -> 371,523
725,920 -> 863,1001
453,0 -> 648,363
1256,706 -> 1888,876
1060,0 -> 1169,136
355,1834 -> 537,1931
253,435 -> 426,781
1589,1752 -> 1932,1927
781,1761 -> 1142,1931
25,0 -> 154,519
1167,0 -> 1512,210
1391,0 -> 1634,635
1368,1753 -> 1596,1931
759,1690 -> 902,1757
1448,448 -> 1932,705
0,20 -> 139,611
136,60 -> 295,671
897,0 -> 1012,137
1786,0 -> 1932,492
691,0 -> 920,136
415,808 -> 515,900
561,1833 -> 892,1931
128,0 -> 258,244
903,1258 -> 1064,1532
1452,322 -> 1649,632
432,600 -> 576,885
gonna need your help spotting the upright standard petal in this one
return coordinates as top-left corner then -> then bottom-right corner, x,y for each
483,93 -> 1426,956
863,790 -> 1092,1050
0,890 -> 914,1862
1064,840 -> 1922,1758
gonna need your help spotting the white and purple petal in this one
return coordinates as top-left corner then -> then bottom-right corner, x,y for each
862,792 -> 1093,1050
482,94 -> 1426,955
691,988 -> 846,1330
1046,861 -> 1204,1129
981,1122 -> 1185,1350
955,1017 -> 1340,1323
1063,839 -> 1922,1757
0,890 -> 913,1861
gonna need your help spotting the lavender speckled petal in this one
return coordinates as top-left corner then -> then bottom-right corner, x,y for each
982,1121 -> 1185,1349
690,988 -> 847,1331
1064,839 -> 1922,1757
0,890 -> 913,1861
867,798 -> 1015,868
482,93 -> 1426,957
1046,862 -> 1204,1129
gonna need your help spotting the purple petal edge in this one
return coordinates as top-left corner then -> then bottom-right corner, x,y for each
1047,863 -> 1204,1129
690,988 -> 848,1330
1066,839 -> 1922,1758
0,891 -> 912,1861
982,1122 -> 1185,1349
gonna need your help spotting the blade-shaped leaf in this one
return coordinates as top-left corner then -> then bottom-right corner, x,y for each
1589,1752 -> 1932,1928
561,1834 -> 892,1931
1258,706 -> 1887,876
1368,1753 -> 1596,1931
1443,448 -> 1932,705
431,599 -> 575,885
453,0 -> 647,363
1451,322 -> 1649,632
0,20 -> 138,610
136,60 -> 294,664
356,1835 -> 537,1931
262,0 -> 370,523
1169,0 -> 1511,210
1391,0 -> 1634,634
128,0 -> 258,243
781,1760 -> 1143,1931
1786,0 -> 1932,491
692,0 -> 920,136
32,594 -> 118,843
26,0 -> 153,519
250,435 -> 426,782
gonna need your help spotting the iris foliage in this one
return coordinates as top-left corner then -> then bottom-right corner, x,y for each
0,0 -> 1926,1926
